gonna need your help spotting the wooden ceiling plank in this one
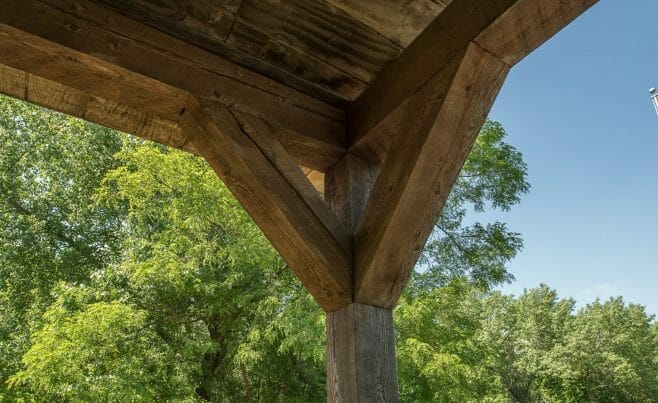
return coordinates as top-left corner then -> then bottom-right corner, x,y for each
227,19 -> 367,100
179,99 -> 353,312
229,0 -> 401,98
96,0 -> 239,43
94,0 -> 348,106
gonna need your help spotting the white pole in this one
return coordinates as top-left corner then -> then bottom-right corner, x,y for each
650,88 -> 658,116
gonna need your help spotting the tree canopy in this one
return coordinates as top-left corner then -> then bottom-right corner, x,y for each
1,94 -> 656,402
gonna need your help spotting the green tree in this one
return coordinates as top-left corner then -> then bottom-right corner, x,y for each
0,94 -> 534,401
478,285 -> 575,402
545,298 -> 658,402
0,95 -> 122,400
395,280 -> 501,402
414,120 -> 529,293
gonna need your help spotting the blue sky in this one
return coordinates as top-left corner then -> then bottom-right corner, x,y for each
486,0 -> 658,316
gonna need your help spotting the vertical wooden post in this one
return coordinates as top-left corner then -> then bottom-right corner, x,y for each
326,303 -> 399,402
325,155 -> 398,402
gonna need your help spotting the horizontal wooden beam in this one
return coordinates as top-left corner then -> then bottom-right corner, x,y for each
474,0 -> 599,66
348,0 -> 597,162
179,100 -> 352,312
0,0 -> 347,171
0,64 -> 196,154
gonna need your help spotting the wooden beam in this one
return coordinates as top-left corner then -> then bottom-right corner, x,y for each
327,303 -> 398,402
347,0 -> 597,308
179,99 -> 352,312
474,0 -> 599,66
0,64 -> 195,154
348,0 -> 597,162
353,43 -> 509,308
0,0 -> 347,171
301,167 -> 326,196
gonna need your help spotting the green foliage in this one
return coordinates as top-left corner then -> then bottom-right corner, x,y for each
544,298 -> 658,402
397,283 -> 658,402
10,290 -> 197,401
414,121 -> 529,293
396,280 -> 499,402
0,95 -> 122,400
1,94 -> 656,402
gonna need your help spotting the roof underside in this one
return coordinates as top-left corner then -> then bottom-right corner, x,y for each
96,0 -> 453,104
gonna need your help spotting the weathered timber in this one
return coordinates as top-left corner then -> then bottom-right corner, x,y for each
0,0 -> 346,171
348,0 -> 517,155
97,0 -> 402,100
179,100 -> 352,312
229,0 -> 401,98
94,0 -> 348,106
353,43 -> 509,308
327,303 -> 398,402
474,0 -> 599,66
326,0 -> 451,47
0,64 -> 194,154
234,112 -> 351,256
348,0 -> 597,162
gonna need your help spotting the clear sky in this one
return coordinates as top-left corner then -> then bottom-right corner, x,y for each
486,0 -> 658,316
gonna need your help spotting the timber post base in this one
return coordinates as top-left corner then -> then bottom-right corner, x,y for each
326,303 -> 399,402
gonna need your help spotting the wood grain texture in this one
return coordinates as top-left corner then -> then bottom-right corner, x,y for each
94,0 -> 348,105
348,0 -> 518,155
97,0 -> 240,42
0,64 -> 195,154
228,18 -> 367,100
179,100 -> 352,312
0,0 -> 347,171
327,303 -> 398,402
353,43 -> 509,308
326,0 -> 451,47
235,112 -> 351,256
474,0 -> 599,66
228,0 -> 402,95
